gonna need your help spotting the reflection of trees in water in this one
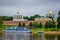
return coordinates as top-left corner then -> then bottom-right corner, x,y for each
57,35 -> 60,40
32,33 -> 39,40
3,33 -> 60,40
45,35 -> 56,40
29,33 -> 43,40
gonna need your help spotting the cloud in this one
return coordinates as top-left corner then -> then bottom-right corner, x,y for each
0,0 -> 60,16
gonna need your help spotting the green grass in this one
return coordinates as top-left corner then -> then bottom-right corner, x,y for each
31,25 -> 58,33
0,25 -> 14,36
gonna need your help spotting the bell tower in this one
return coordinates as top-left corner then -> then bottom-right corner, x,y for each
46,11 -> 54,18
13,12 -> 25,21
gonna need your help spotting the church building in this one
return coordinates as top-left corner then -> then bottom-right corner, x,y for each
13,12 -> 26,21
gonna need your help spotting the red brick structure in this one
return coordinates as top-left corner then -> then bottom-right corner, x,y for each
3,20 -> 57,26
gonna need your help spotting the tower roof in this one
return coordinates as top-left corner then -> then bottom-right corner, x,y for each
48,11 -> 53,14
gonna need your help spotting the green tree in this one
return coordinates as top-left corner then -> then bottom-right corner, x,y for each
28,16 -> 34,21
23,16 -> 29,19
4,16 -> 13,21
58,11 -> 60,15
0,16 -> 13,21
22,23 -> 25,26
18,22 -> 21,27
45,21 -> 49,28
34,14 -> 40,18
0,20 -> 3,28
45,21 -> 55,28
57,11 -> 60,28
38,22 -> 42,28
33,22 -> 38,28
29,22 -> 33,26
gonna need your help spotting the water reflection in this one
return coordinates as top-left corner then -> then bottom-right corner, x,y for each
45,35 -> 56,40
3,33 -> 60,40
4,32 -> 32,40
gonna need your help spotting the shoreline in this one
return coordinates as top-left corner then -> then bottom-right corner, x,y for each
44,31 -> 60,35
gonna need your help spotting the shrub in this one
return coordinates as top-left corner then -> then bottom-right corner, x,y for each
18,22 -> 21,27
45,21 -> 56,28
38,22 -> 42,28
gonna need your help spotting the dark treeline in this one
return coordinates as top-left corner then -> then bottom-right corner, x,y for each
0,16 -> 13,21
23,14 -> 41,21
0,14 -> 41,21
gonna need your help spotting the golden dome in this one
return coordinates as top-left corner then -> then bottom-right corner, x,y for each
48,11 -> 53,14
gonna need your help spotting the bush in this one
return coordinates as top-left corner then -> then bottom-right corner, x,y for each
0,21 -> 3,28
22,23 -> 25,26
18,22 -> 21,27
29,22 -> 33,28
33,22 -> 38,28
38,22 -> 42,28
45,21 -> 56,28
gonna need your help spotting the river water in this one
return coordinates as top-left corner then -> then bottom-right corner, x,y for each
0,32 -> 60,40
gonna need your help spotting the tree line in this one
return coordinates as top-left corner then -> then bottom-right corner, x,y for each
0,16 -> 13,21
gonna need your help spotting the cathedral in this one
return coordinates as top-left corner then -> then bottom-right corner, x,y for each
13,12 -> 26,21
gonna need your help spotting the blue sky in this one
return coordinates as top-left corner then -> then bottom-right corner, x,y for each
0,0 -> 60,16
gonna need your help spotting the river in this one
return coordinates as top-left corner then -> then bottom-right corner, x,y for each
0,32 -> 60,40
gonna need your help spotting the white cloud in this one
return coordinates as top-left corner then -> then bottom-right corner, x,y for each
0,0 -> 60,16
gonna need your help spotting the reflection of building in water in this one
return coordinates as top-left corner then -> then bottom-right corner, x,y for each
13,12 -> 26,21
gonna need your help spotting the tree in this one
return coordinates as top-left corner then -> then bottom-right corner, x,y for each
33,22 -> 38,28
4,16 -> 13,21
28,16 -> 34,21
58,11 -> 60,15
0,19 -> 3,28
38,22 -> 42,28
22,23 -> 25,26
34,14 -> 40,18
45,21 -> 56,28
29,22 -> 33,28
0,16 -> 13,21
18,22 -> 21,27
23,16 -> 29,19
29,22 -> 34,28
57,11 -> 60,28
45,21 -> 49,28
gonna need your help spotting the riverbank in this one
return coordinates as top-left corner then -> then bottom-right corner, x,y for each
32,28 -> 60,35
0,25 -> 60,35
45,31 -> 60,35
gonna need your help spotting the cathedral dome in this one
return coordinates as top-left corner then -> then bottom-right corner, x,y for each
48,11 -> 53,14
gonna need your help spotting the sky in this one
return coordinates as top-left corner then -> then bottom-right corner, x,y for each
0,0 -> 60,16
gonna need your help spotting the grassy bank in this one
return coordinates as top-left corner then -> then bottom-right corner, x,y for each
32,27 -> 58,34
0,25 -> 59,36
0,25 -> 14,36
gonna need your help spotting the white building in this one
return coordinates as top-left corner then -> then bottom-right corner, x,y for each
13,12 -> 26,21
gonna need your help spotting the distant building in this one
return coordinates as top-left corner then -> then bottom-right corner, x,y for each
13,12 -> 27,21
